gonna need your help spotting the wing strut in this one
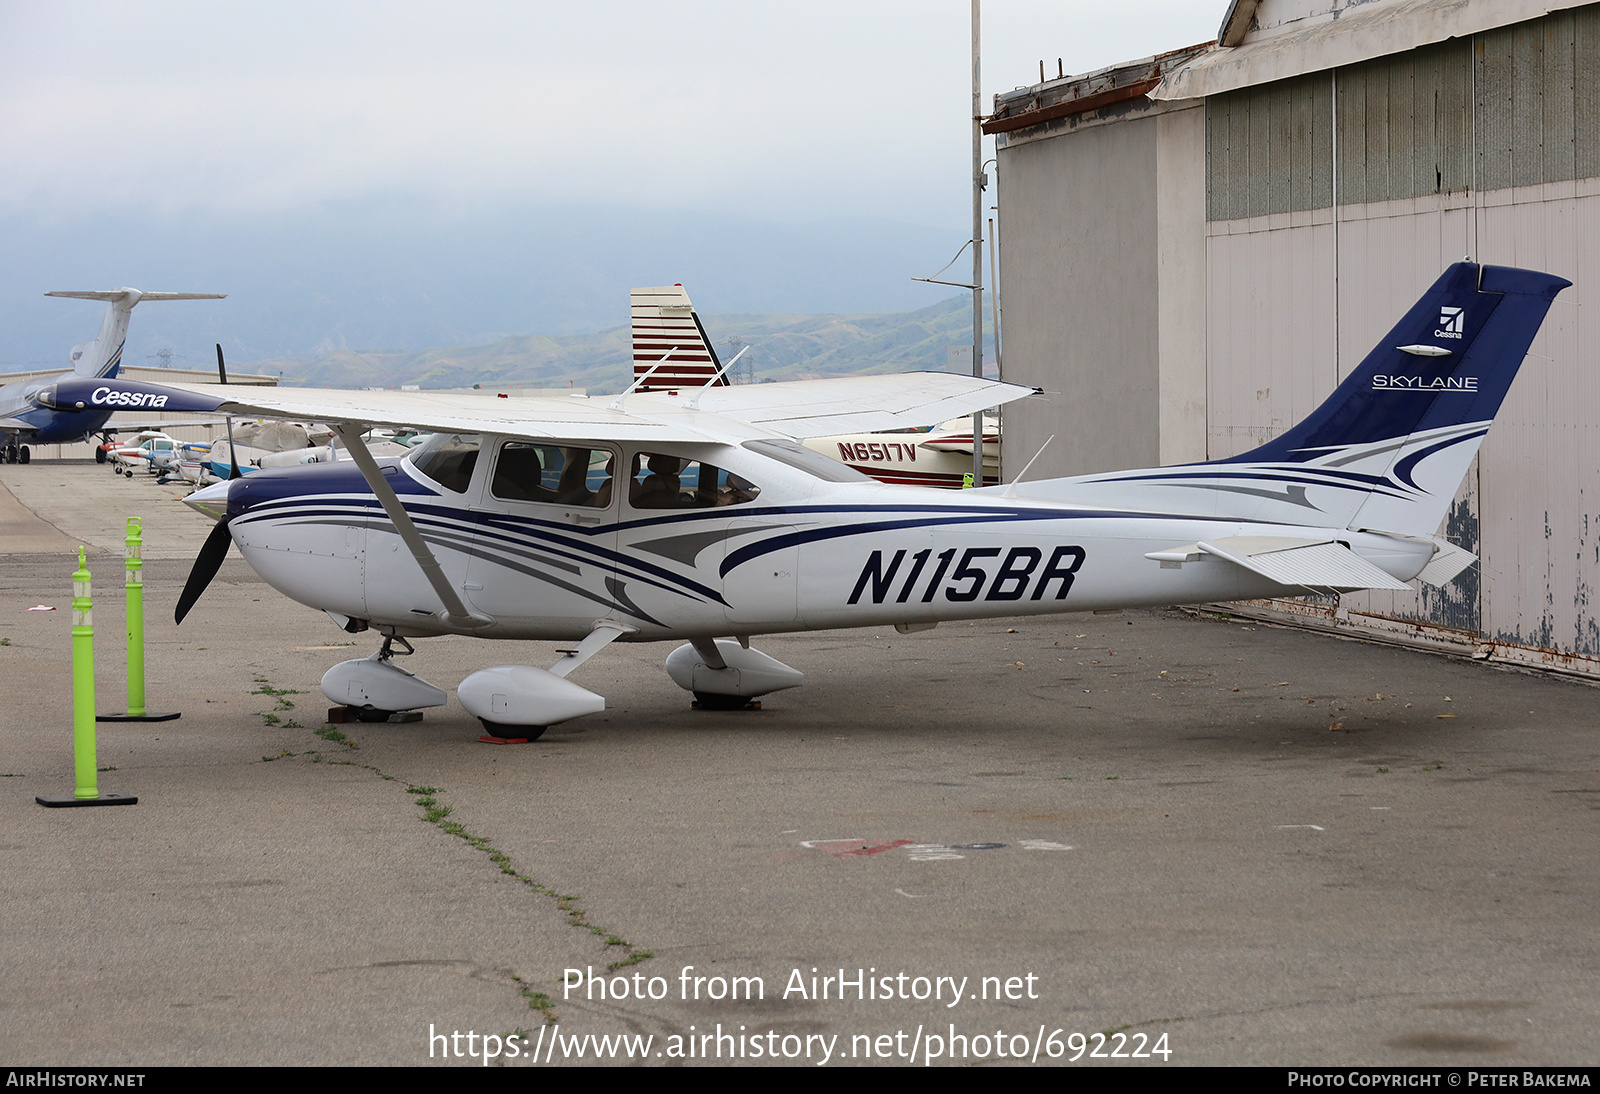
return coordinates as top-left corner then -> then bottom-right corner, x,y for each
329,422 -> 491,630
550,620 -> 637,678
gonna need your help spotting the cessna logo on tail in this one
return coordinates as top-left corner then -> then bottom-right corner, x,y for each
848,546 -> 1086,606
1435,306 -> 1465,338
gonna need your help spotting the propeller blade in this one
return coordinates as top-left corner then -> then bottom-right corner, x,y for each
216,343 -> 242,480
175,517 -> 233,624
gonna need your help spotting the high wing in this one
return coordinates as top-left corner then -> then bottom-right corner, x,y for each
684,373 -> 1035,439
40,373 -> 1036,443
45,381 -> 704,441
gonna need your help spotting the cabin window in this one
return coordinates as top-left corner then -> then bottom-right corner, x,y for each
408,433 -> 481,494
491,443 -> 615,508
628,453 -> 760,509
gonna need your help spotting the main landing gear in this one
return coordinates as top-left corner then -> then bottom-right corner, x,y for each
315,628 -> 805,740
320,635 -> 447,725
3,438 -> 29,464
665,639 -> 805,710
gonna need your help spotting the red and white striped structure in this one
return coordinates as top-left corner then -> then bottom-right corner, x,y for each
630,285 -> 726,391
630,284 -> 999,488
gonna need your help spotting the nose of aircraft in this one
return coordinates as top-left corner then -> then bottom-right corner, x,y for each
184,479 -> 231,522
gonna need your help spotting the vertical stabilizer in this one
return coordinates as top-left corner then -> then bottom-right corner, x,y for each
1221,262 -> 1569,538
630,285 -> 725,390
1000,263 -> 1570,543
46,289 -> 226,378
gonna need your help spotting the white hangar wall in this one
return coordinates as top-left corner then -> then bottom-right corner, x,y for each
996,89 -> 1208,480
994,4 -> 1600,673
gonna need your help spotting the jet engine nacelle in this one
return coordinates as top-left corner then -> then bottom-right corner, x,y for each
456,665 -> 606,728
665,640 -> 806,698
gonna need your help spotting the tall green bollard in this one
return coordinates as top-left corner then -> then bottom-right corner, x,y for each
98,517 -> 179,723
71,547 -> 96,798
38,547 -> 137,807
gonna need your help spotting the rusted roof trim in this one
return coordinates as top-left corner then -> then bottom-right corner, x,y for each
982,76 -> 1163,135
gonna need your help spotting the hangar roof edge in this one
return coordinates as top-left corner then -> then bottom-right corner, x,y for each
1155,0 -> 1593,101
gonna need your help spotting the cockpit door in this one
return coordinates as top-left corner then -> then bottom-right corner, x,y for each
461,440 -> 621,633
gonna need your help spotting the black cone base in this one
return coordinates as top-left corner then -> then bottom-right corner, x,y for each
97,712 -> 181,722
37,793 -> 138,808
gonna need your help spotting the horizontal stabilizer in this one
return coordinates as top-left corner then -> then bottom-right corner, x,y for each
1193,535 -> 1412,591
46,291 -> 226,302
1415,539 -> 1477,587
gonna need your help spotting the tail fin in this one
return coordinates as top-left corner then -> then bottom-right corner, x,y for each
47,289 -> 226,378
1009,263 -> 1569,541
1218,262 -> 1569,537
630,284 -> 726,390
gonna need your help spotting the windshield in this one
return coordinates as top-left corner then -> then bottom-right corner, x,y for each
407,433 -> 481,493
743,438 -> 873,483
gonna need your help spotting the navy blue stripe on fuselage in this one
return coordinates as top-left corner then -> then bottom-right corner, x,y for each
234,497 -> 730,606
232,482 -> 1309,594
1079,467 -> 1419,502
715,507 -> 1302,578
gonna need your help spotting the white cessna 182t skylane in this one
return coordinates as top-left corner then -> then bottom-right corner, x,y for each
35,263 -> 1568,737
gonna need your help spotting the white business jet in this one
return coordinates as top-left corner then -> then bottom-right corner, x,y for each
35,263 -> 1568,738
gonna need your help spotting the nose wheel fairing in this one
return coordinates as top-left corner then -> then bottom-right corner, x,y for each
320,637 -> 448,720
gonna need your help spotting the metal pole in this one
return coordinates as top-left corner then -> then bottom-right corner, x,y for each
989,215 -> 1002,378
989,213 -> 1003,483
970,0 -> 984,488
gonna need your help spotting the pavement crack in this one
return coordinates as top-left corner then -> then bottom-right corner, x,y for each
257,721 -> 652,1027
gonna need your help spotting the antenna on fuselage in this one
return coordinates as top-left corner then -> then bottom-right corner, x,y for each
1001,434 -> 1054,499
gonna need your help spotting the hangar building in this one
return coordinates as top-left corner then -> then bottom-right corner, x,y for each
990,0 -> 1600,676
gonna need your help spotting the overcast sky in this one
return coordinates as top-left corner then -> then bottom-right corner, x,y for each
1,1 -> 1219,227
0,2 -> 1223,363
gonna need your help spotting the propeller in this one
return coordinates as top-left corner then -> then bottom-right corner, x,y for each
174,345 -> 244,623
175,517 -> 233,624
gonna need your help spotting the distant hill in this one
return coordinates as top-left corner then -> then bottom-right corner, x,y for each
247,294 -> 996,394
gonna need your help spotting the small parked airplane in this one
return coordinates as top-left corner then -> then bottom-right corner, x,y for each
806,413 -> 999,487
105,431 -> 181,478
33,262 -> 1568,738
0,289 -> 224,463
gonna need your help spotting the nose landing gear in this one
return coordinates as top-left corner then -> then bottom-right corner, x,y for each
320,634 -> 448,724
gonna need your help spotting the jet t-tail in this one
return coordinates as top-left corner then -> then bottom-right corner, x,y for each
0,289 -> 225,463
